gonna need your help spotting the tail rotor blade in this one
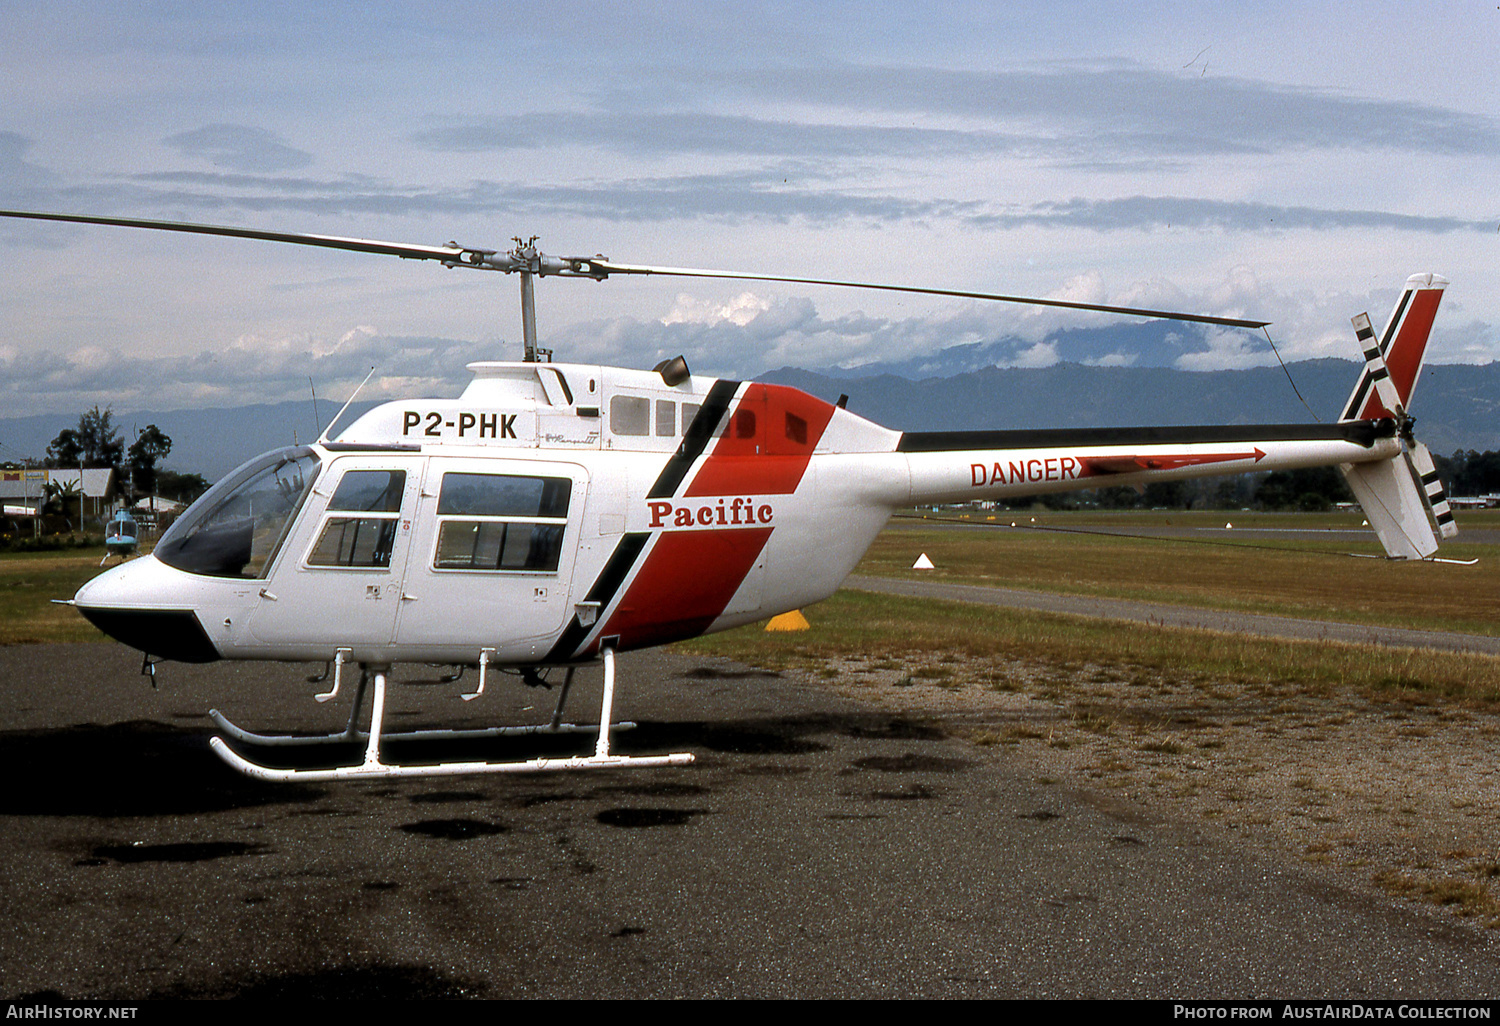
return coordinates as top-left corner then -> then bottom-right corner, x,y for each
1407,439 -> 1459,540
1352,312 -> 1405,417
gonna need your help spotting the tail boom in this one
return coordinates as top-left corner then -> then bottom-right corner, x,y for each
900,422 -> 1397,506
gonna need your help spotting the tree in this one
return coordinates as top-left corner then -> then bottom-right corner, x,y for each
45,407 -> 124,474
156,469 -> 210,505
42,479 -> 81,530
1254,467 -> 1353,511
128,425 -> 173,501
1142,481 -> 1190,508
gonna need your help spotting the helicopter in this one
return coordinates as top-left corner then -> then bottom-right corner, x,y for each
100,509 -> 139,565
0,209 -> 1458,783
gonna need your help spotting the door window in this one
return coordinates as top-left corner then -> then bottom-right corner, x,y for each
306,470 -> 406,569
432,472 -> 571,572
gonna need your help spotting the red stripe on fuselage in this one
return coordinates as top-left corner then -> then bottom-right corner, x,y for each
684,384 -> 837,497
1079,449 -> 1266,475
600,527 -> 773,650
597,385 -> 834,651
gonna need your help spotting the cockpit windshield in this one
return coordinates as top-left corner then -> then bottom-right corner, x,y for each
155,447 -> 322,578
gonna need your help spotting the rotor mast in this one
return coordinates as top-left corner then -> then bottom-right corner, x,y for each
514,237 -> 540,363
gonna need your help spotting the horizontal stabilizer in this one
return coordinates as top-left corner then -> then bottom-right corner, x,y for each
1341,457 -> 1439,560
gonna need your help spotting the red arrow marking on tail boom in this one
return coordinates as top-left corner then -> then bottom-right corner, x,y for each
1080,449 -> 1266,476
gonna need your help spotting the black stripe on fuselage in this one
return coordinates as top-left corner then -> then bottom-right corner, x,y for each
543,379 -> 742,663
542,531 -> 652,663
647,380 -> 740,500
897,420 -> 1392,453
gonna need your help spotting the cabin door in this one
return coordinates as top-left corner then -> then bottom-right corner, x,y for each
393,458 -> 587,663
248,455 -> 422,656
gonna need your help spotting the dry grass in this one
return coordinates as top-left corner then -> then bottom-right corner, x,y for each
1374,870 -> 1500,926
680,589 -> 1500,707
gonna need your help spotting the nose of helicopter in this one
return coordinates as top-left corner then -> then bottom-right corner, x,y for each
73,555 -> 222,662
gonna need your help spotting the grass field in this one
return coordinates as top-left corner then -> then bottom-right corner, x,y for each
682,507 -> 1500,705
0,549 -> 112,644
862,508 -> 1500,636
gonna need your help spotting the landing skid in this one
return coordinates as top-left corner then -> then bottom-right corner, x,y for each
208,648 -> 694,782
1345,552 -> 1479,565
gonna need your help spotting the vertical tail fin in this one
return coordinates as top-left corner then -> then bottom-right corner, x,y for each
1337,274 -> 1455,558
1341,457 -> 1440,560
1340,273 -> 1447,422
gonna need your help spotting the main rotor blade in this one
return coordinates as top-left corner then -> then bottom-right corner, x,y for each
588,260 -> 1271,329
0,209 -> 1269,328
0,209 -> 477,264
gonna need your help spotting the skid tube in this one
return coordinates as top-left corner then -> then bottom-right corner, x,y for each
208,648 -> 694,782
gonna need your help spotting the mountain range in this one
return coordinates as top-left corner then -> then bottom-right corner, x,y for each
3,358 -> 1496,482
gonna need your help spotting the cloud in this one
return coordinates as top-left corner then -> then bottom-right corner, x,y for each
1173,327 -> 1274,371
3,288 -> 1492,422
662,291 -> 772,327
709,63 -> 1500,160
0,330 -> 483,416
11,165 -> 1479,241
16,165 -> 967,227
412,111 -> 1121,164
972,196 -> 1492,234
0,132 -> 56,186
411,63 -> 1500,171
163,125 -> 313,174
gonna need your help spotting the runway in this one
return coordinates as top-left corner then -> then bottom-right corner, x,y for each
2,642 -> 1497,999
889,517 -> 1500,547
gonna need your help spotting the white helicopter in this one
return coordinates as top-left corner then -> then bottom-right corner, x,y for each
0,210 -> 1457,783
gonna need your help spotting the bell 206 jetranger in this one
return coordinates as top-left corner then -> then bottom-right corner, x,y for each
0,210 -> 1456,782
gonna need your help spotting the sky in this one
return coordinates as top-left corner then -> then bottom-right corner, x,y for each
1,1 -> 1498,424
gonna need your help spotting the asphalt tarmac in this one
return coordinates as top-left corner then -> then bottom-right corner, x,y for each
2,641 -> 1497,1000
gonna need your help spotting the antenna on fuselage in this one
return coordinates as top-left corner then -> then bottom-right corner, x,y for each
309,376 -> 322,437
318,366 -> 378,446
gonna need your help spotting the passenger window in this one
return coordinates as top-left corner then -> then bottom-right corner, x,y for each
438,474 -> 569,518
610,395 -> 650,436
308,470 -> 406,569
433,472 -> 571,572
656,399 -> 676,437
735,409 -> 757,439
785,412 -> 807,446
